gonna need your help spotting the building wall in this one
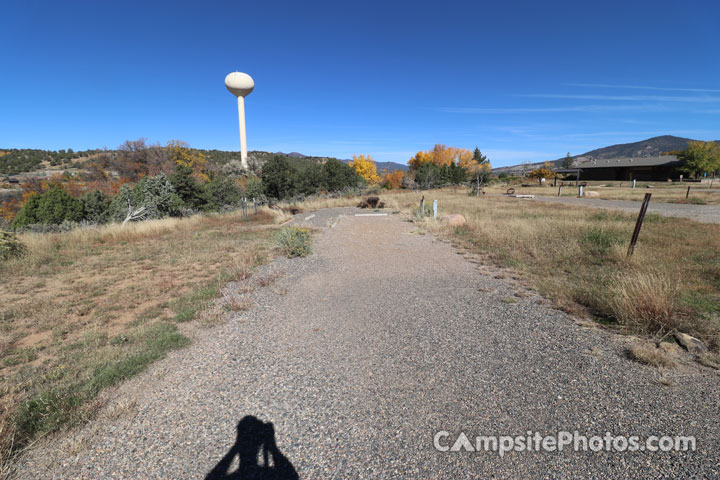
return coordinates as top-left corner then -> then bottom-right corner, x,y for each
579,166 -> 680,181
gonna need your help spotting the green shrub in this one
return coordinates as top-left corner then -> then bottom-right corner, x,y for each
262,155 -> 295,200
203,175 -> 241,210
244,176 -> 265,202
169,164 -> 205,209
81,190 -> 111,223
11,186 -> 83,228
109,173 -> 183,222
323,158 -> 364,192
581,227 -> 624,256
0,231 -> 27,260
276,227 -> 313,257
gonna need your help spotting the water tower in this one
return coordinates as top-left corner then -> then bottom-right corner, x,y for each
225,72 -> 255,169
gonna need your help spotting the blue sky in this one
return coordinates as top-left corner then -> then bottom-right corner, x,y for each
1,0 -> 719,167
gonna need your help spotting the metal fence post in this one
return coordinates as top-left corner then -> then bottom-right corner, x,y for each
627,193 -> 652,259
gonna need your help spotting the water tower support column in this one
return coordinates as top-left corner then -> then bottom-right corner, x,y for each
237,95 -> 248,169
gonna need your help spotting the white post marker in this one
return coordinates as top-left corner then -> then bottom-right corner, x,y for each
578,185 -> 583,197
225,72 -> 255,170
433,200 -> 438,219
632,179 -> 637,189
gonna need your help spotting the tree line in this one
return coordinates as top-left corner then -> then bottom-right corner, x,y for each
1,140 -> 366,230
346,144 -> 492,192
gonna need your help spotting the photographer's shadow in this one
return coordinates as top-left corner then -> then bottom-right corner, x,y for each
205,416 -> 299,480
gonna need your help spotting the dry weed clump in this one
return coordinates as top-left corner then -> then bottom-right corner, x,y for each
626,342 -> 675,368
256,269 -> 282,287
610,271 -> 678,333
221,290 -> 253,312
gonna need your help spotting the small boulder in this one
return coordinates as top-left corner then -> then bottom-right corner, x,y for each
356,200 -> 369,208
674,332 -> 708,355
377,201 -> 385,209
441,214 -> 466,227
583,191 -> 600,198
366,196 -> 380,208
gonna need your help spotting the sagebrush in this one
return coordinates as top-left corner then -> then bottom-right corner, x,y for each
276,227 -> 313,257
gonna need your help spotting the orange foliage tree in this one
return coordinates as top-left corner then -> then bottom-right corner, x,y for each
383,170 -> 405,189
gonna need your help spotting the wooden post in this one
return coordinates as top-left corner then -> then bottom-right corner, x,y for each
686,185 -> 691,199
710,172 -> 716,189
420,195 -> 425,217
627,193 -> 652,259
557,186 -> 562,197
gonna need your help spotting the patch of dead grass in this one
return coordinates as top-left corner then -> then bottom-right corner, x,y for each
626,342 -> 675,368
0,207 -> 286,466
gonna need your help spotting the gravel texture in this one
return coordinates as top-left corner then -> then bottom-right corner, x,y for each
529,195 -> 719,224
15,209 -> 720,479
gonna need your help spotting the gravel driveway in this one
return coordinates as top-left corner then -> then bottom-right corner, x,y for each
529,195 -> 719,224
16,209 -> 720,479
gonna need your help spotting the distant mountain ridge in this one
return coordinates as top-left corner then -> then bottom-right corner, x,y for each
492,135 -> 718,174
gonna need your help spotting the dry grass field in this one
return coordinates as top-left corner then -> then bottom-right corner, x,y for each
484,181 -> 720,204
0,207 -> 289,470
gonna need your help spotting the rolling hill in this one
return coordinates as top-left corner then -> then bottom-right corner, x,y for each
1,147 -> 408,177
492,135 -> 716,174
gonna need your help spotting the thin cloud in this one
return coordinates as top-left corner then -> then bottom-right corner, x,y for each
437,104 -> 669,114
518,94 -> 720,103
565,83 -> 720,93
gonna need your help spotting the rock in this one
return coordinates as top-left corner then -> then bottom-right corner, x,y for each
674,332 -> 708,355
356,200 -> 369,208
366,196 -> 380,208
583,191 -> 600,198
377,202 -> 385,209
441,214 -> 466,227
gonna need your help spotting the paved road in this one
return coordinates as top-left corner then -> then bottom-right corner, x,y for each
17,209 -> 720,479
528,195 -> 719,224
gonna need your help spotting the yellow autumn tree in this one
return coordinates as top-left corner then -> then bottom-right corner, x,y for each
408,144 -> 474,169
167,140 -> 209,182
408,150 -> 434,169
528,161 -> 555,185
350,154 -> 380,184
